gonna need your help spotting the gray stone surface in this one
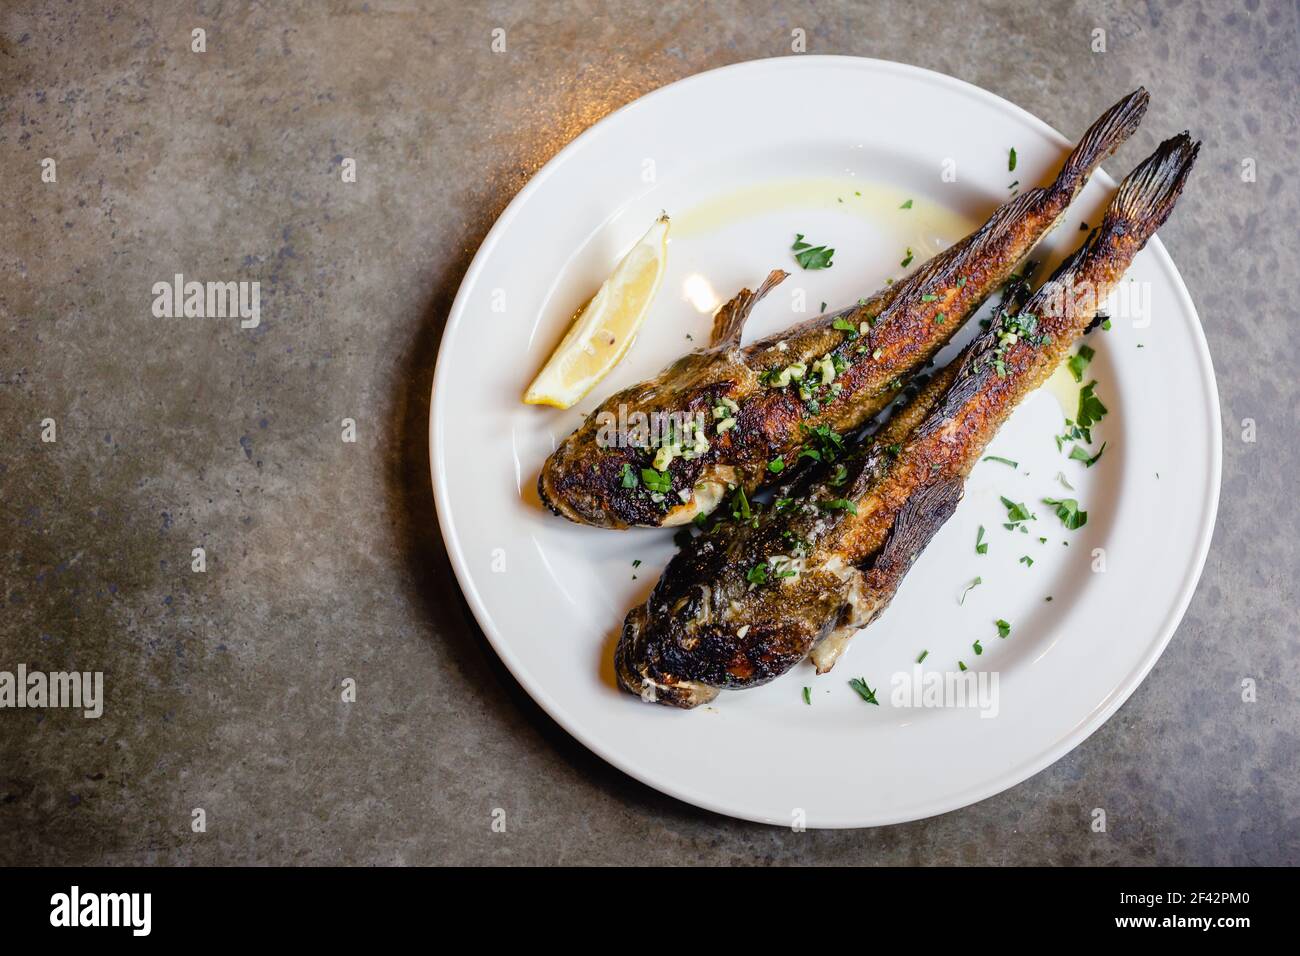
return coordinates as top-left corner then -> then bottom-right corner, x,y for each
1,0 -> 1297,865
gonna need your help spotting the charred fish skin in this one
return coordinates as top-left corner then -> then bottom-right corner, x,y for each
614,360 -> 964,705
617,134 -> 1200,706
540,90 -> 1150,530
616,274 -> 1039,703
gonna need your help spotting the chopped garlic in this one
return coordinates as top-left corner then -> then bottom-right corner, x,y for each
765,554 -> 807,582
769,362 -> 807,387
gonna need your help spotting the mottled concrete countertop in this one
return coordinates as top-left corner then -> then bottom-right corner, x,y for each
2,1 -> 1296,864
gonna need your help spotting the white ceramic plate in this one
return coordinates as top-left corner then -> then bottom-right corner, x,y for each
430,57 -> 1219,827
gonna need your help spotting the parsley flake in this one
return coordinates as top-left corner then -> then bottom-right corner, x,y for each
1043,496 -> 1087,530
792,233 -> 835,270
848,678 -> 879,705
1069,441 -> 1106,467
641,468 -> 671,493
1066,344 -> 1096,383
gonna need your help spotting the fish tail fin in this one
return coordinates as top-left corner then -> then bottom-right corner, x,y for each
948,90 -> 1148,257
709,269 -> 787,348
1053,88 -> 1149,193
997,132 -> 1199,346
1045,133 -> 1199,288
1097,132 -> 1200,243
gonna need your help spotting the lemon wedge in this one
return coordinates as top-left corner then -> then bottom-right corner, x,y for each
524,215 -> 669,408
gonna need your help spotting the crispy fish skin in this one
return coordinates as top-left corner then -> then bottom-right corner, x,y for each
539,90 -> 1150,530
617,134 -> 1200,707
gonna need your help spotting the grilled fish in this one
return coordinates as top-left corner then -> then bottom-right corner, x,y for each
616,133 -> 1200,707
539,90 -> 1150,529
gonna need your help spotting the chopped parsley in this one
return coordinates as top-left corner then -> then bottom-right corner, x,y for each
631,559 -> 641,568
900,198 -> 913,209
792,233 -> 835,270
975,525 -> 988,555
1055,421 -> 1088,451
916,650 -> 929,664
1066,344 -> 1096,383
1000,495 -> 1035,527
1020,555 -> 1034,567
1008,147 -> 1017,172
973,639 -> 983,656
767,456 -> 785,474
922,293 -> 938,302
640,468 -> 671,493
620,462 -> 639,488
1069,441 -> 1107,467
900,247 -> 914,268
1043,496 -> 1087,530
848,677 -> 879,705
1076,380 -> 1108,433
959,576 -> 982,605
731,486 -> 752,521
746,564 -> 768,586
802,423 -> 846,462
832,316 -> 860,340
984,455 -> 1018,468
996,619 -> 1011,638
803,686 -> 812,705
958,661 -> 968,672
820,498 -> 858,515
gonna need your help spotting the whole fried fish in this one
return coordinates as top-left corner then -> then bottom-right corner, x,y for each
616,133 -> 1200,707
539,90 -> 1150,529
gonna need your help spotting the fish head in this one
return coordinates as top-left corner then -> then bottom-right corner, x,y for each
615,556 -> 843,707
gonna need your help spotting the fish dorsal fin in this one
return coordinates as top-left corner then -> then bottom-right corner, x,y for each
709,269 -> 788,348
